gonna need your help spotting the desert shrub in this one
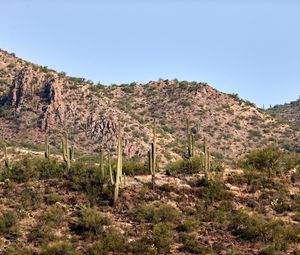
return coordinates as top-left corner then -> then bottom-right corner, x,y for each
41,241 -> 81,255
28,205 -> 66,244
73,207 -> 111,238
195,179 -> 232,204
152,222 -> 175,253
1,156 -> 64,182
239,146 -> 297,176
179,232 -> 206,254
21,187 -> 43,210
122,158 -> 149,176
228,167 -> 288,193
0,210 -> 20,239
67,162 -> 114,205
2,247 -> 33,255
129,237 -> 157,255
195,200 -> 233,223
42,205 -> 66,227
44,193 -> 62,205
165,156 -> 203,174
86,227 -> 127,254
132,203 -> 180,224
176,217 -> 199,233
230,210 -> 300,251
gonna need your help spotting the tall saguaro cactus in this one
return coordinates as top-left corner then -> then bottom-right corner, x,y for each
114,121 -> 123,204
99,146 -> 104,180
185,118 -> 195,159
203,137 -> 209,179
108,150 -> 114,185
44,135 -> 50,159
62,133 -> 74,172
151,119 -> 157,189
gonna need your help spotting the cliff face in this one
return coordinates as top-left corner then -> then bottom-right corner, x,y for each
0,49 -> 299,160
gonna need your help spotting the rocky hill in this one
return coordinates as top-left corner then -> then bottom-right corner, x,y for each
267,98 -> 300,130
0,49 -> 299,162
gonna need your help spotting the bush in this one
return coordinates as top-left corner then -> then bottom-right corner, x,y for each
179,233 -> 205,254
67,162 -> 114,205
73,207 -> 111,238
28,205 -> 66,244
195,179 -> 232,204
165,156 -> 203,174
41,241 -> 81,255
122,158 -> 149,176
1,156 -> 64,183
230,210 -> 300,251
2,247 -> 33,255
86,227 -> 127,254
239,146 -> 286,176
132,202 -> 180,224
0,210 -> 20,239
152,222 -> 175,253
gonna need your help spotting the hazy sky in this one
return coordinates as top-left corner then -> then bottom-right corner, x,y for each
0,0 -> 299,107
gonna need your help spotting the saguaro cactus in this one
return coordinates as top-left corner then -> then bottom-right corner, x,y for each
185,118 -> 195,159
44,135 -> 50,159
99,146 -> 104,180
114,121 -> 123,204
151,119 -> 157,189
62,133 -> 74,172
203,137 -> 209,179
108,150 -> 114,185
148,148 -> 153,176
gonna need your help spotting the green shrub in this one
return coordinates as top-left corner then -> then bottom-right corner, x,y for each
2,247 -> 33,255
73,207 -> 111,237
0,210 -> 20,239
165,156 -> 203,174
86,227 -> 127,254
230,210 -> 300,251
195,179 -> 232,204
41,241 -> 81,255
1,156 -> 64,183
28,205 -> 66,244
152,222 -> 175,253
129,237 -> 157,255
239,146 -> 284,176
42,205 -> 66,227
176,217 -> 199,233
21,187 -> 43,210
179,232 -> 205,254
132,202 -> 180,224
122,158 -> 149,176
67,162 -> 114,205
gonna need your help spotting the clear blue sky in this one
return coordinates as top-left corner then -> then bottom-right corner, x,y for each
0,0 -> 299,107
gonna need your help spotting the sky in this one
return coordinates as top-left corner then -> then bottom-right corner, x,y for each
0,0 -> 299,107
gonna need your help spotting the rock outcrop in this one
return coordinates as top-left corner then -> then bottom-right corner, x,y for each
40,77 -> 65,131
6,68 -> 33,111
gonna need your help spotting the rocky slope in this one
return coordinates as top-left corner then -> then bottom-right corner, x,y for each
0,48 -> 299,162
268,98 -> 300,129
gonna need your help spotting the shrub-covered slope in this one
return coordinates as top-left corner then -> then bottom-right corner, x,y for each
1,146 -> 300,254
0,49 -> 299,163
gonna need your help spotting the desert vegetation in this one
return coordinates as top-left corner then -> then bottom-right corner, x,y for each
0,115 -> 300,255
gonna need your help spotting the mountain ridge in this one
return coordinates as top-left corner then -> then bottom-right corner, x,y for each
0,48 -> 299,162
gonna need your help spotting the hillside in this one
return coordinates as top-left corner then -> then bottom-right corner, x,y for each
0,48 -> 299,163
0,146 -> 300,254
268,98 -> 300,130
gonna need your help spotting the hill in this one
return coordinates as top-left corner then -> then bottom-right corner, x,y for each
268,98 -> 300,131
0,48 -> 299,162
